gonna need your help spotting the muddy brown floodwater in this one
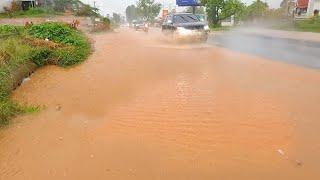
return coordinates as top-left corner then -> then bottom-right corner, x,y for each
1,29 -> 320,180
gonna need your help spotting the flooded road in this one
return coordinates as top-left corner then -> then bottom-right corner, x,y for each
1,29 -> 320,179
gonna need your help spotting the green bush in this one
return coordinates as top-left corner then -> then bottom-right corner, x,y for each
0,25 -> 17,34
52,45 -> 90,67
0,64 -> 11,99
28,22 -> 89,46
0,38 -> 33,93
0,38 -> 33,64
28,23 -> 74,43
28,23 -> 91,66
0,38 -> 33,124
30,48 -> 52,66
0,99 -> 23,125
24,8 -> 46,15
295,17 -> 320,32
0,25 -> 23,36
274,17 -> 320,33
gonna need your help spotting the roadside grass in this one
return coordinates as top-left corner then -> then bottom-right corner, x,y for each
0,23 -> 91,125
28,23 -> 91,66
0,8 -> 60,18
272,17 -> 320,33
0,37 -> 33,125
209,25 -> 232,32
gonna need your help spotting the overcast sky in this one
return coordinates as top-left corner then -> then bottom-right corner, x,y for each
81,0 -> 281,16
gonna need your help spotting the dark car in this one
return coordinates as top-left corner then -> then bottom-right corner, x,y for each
162,13 -> 210,42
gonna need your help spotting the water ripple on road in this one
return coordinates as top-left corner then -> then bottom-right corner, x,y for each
1,29 -> 320,180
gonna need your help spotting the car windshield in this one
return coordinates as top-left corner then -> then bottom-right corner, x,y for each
173,14 -> 200,23
196,14 -> 206,22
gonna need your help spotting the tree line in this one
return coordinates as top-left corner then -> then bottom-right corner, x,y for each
126,0 -> 161,23
126,0 -> 288,26
202,0 -> 288,26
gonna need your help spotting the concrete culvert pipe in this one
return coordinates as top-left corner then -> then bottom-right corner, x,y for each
9,62 -> 37,91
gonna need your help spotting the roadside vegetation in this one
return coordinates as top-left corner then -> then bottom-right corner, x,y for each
0,23 -> 91,125
0,0 -> 98,19
91,17 -> 112,33
273,17 -> 320,33
125,0 -> 161,24
294,17 -> 320,32
199,0 -> 320,33
0,7 -> 60,18
209,26 -> 231,31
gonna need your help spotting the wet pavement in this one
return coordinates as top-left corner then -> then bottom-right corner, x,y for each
1,29 -> 320,180
208,31 -> 320,69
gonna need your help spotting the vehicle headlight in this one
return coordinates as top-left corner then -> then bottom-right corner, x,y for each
204,25 -> 210,31
177,27 -> 186,31
177,27 -> 191,35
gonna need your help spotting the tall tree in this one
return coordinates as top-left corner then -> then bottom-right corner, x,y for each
126,5 -> 138,23
201,0 -> 245,25
246,0 -> 269,20
279,0 -> 295,16
136,0 -> 161,21
112,13 -> 121,24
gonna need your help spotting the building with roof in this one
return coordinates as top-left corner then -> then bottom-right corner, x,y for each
295,0 -> 320,17
0,0 -> 12,13
307,0 -> 320,15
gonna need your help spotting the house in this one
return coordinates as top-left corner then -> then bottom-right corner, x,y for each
307,0 -> 320,15
295,0 -> 320,17
0,0 -> 12,13
20,0 -> 36,11
0,0 -> 89,14
0,0 -> 50,13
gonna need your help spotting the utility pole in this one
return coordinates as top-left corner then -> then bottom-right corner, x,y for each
93,1 -> 99,14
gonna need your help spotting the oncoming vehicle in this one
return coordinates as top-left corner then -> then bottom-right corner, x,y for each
162,13 -> 210,42
196,14 -> 207,23
133,20 -> 149,32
